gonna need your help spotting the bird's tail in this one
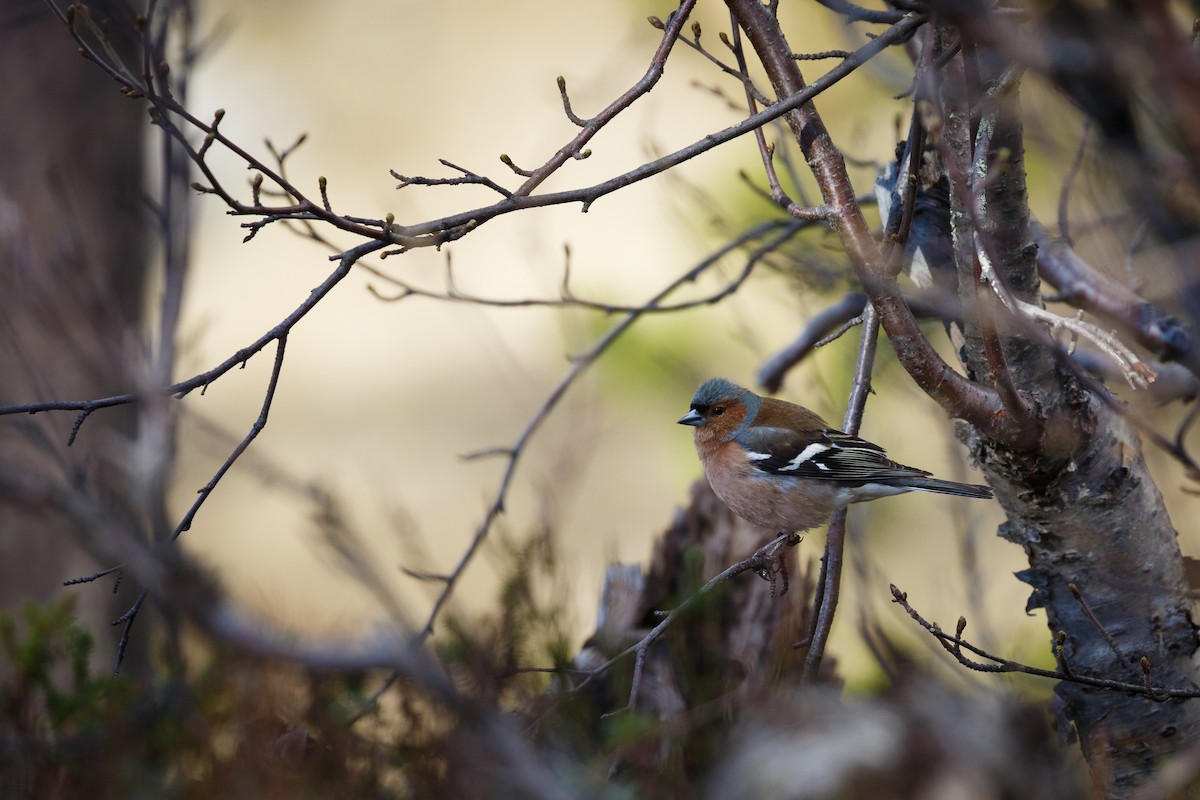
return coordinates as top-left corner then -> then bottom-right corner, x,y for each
898,477 -> 993,499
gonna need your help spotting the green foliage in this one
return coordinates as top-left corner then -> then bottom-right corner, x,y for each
437,522 -> 575,703
0,596 -> 109,734
0,597 -> 409,799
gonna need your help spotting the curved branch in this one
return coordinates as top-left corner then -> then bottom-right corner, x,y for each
725,1 -> 1010,440
892,585 -> 1200,701
415,221 -> 805,641
757,292 -> 867,391
0,241 -> 380,432
1033,220 -> 1198,381
383,8 -> 930,247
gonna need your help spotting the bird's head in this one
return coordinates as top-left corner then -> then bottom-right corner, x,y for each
678,377 -> 761,443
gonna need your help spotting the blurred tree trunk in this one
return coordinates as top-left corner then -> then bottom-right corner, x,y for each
0,0 -> 148,671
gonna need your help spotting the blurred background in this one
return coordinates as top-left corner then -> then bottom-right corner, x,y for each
12,0 -> 1196,695
164,0 -> 1037,690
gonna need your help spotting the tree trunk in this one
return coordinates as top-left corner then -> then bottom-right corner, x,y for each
0,0 -> 148,671
723,4 -> 1200,794
941,38 -> 1200,794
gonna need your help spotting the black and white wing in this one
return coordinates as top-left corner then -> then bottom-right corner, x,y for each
735,426 -> 931,487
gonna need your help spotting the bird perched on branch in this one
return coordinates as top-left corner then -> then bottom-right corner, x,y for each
678,378 -> 992,535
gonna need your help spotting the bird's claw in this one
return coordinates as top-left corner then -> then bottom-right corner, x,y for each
751,531 -> 802,596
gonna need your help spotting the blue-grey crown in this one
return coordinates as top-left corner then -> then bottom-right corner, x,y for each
690,378 -> 761,423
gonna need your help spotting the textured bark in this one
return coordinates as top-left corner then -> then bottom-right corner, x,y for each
723,4 -> 1200,794
568,481 -> 816,790
940,45 -> 1200,794
725,0 -> 1011,441
574,481 -> 817,710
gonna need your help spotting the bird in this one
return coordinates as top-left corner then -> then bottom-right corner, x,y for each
678,377 -> 992,535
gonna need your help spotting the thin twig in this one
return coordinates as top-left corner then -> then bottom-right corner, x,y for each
1058,120 -> 1091,246
581,533 -> 802,711
729,12 -> 830,221
0,243 -> 379,426
801,303 -> 880,682
361,221 -> 806,314
1068,582 -> 1134,668
415,223 -> 805,642
891,585 -> 1200,700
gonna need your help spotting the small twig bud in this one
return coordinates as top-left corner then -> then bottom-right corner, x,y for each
318,176 -> 331,212
499,153 -> 533,177
691,21 -> 701,39
556,75 -> 588,127
1055,630 -> 1073,678
647,16 -> 664,30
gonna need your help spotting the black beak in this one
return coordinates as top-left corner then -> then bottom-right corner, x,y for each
678,409 -> 703,426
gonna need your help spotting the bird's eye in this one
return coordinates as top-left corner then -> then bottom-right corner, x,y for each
712,406 -> 725,416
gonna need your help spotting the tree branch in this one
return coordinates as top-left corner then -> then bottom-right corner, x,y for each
725,1 -> 1011,441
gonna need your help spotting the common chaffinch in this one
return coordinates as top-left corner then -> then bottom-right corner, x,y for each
678,378 -> 992,534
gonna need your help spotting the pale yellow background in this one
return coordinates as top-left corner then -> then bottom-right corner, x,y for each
163,0 -> 1141,688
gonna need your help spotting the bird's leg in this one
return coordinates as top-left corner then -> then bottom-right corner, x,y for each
751,531 -> 803,594
767,530 -> 802,557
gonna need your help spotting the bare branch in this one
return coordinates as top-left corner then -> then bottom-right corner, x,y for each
373,8 -> 927,245
1033,220 -> 1198,381
1057,119 -> 1091,245
728,2 -> 1012,440
802,302 -> 880,682
0,242 -> 379,429
413,223 -> 803,642
891,585 -> 1200,701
